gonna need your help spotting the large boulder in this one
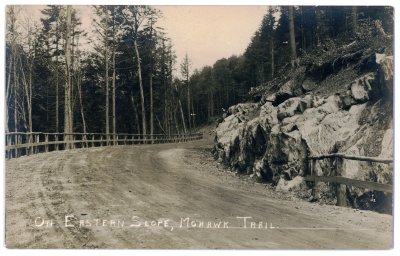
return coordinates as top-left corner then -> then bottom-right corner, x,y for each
214,103 -> 262,171
275,80 -> 294,105
277,97 -> 302,121
215,114 -> 244,161
259,102 -> 279,132
228,103 -> 259,116
297,95 -> 313,113
349,73 -> 375,103
266,129 -> 308,182
375,54 -> 393,99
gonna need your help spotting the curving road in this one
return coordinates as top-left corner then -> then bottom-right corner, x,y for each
5,134 -> 392,249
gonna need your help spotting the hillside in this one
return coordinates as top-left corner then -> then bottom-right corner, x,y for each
213,20 -> 393,213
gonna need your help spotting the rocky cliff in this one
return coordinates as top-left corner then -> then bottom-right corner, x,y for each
213,36 -> 393,213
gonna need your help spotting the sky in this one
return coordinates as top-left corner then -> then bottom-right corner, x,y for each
157,6 -> 267,72
14,5 -> 267,74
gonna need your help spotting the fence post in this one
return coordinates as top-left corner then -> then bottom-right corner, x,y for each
55,134 -> 59,151
72,134 -> 75,149
14,134 -> 19,158
6,134 -> 10,159
84,134 -> 88,148
45,134 -> 49,152
335,156 -> 347,207
30,134 -> 33,154
34,134 -> 39,154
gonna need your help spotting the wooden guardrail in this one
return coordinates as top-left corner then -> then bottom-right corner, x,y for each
5,132 -> 203,159
305,153 -> 393,207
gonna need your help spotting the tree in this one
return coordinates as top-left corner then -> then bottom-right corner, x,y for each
5,5 -> 393,138
266,7 -> 278,78
110,6 -> 123,142
93,6 -> 111,142
122,6 -> 159,137
64,5 -> 73,148
40,5 -> 63,133
143,12 -> 159,140
173,79 -> 187,134
351,7 -> 357,33
22,21 -> 39,134
5,6 -> 18,135
288,6 -> 297,67
180,53 -> 192,132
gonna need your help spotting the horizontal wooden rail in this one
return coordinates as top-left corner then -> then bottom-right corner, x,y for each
306,153 -> 393,208
304,175 -> 392,194
5,132 -> 203,159
308,153 -> 393,164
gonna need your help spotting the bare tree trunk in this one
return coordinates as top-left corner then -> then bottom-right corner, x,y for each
9,10 -> 19,137
77,71 -> 87,134
28,57 -> 33,133
148,23 -> 154,141
187,83 -> 191,133
64,5 -> 73,149
174,84 -> 187,134
74,32 -> 86,135
70,25 -> 77,134
112,46 -> 116,144
56,57 -> 59,132
6,48 -> 13,134
155,114 -> 166,135
288,6 -> 297,68
20,52 -> 33,133
27,26 -> 34,134
13,46 -> 18,135
105,14 -> 110,144
149,71 -> 154,141
111,12 -> 117,144
12,21 -> 19,156
133,39 -> 147,136
130,94 -> 141,134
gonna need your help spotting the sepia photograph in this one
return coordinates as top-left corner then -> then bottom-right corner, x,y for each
2,2 -> 394,251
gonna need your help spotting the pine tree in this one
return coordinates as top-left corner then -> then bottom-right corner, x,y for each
180,53 -> 192,132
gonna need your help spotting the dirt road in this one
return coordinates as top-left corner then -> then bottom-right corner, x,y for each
5,134 -> 392,249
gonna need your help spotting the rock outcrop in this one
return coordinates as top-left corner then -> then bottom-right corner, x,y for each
214,53 -> 393,212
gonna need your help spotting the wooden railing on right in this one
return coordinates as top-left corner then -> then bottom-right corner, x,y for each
305,153 -> 393,207
5,132 -> 203,159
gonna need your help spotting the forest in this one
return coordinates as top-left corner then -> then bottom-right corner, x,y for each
5,6 -> 393,137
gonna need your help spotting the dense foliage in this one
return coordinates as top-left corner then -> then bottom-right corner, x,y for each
189,6 -> 393,124
5,6 -> 393,134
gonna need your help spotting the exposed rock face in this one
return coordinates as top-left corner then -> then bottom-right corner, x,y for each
302,79 -> 318,91
214,53 -> 393,212
349,73 -> 374,102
